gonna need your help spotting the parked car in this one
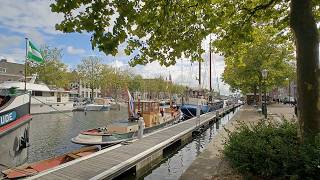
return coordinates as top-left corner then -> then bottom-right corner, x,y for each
283,96 -> 295,104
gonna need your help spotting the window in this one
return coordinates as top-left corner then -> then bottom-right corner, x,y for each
50,92 -> 54,96
32,91 -> 43,96
0,67 -> 6,73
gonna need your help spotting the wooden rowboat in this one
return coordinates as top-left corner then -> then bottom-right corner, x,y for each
2,146 -> 99,179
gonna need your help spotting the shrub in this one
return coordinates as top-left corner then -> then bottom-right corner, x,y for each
223,120 -> 320,179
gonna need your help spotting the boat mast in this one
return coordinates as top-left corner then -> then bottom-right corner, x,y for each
25,37 -> 28,92
209,36 -> 212,92
198,61 -> 201,87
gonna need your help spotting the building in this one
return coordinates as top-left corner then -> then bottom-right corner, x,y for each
269,81 -> 297,102
69,80 -> 101,100
0,59 -> 24,83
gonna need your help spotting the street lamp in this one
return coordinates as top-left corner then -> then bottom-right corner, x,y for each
261,69 -> 268,119
285,77 -> 291,104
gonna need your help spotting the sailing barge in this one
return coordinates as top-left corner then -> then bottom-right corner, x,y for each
72,100 -> 181,146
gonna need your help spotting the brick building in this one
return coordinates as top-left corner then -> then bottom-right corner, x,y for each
0,59 -> 24,83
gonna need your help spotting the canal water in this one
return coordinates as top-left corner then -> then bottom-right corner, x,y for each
141,108 -> 239,180
28,105 -> 128,163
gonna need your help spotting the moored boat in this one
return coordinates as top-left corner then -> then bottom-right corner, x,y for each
72,100 -> 181,146
0,88 -> 32,171
84,98 -> 111,111
0,74 -> 73,114
1,146 -> 99,179
180,100 -> 223,120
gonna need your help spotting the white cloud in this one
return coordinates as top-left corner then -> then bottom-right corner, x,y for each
0,35 -> 22,49
0,0 -> 64,43
0,48 -> 25,63
66,46 -> 86,55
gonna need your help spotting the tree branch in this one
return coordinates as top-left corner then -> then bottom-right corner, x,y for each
241,0 -> 279,26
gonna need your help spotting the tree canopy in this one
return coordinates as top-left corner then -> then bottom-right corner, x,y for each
51,0 -> 319,66
77,56 -> 104,98
222,28 -> 295,94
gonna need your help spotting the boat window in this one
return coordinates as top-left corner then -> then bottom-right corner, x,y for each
32,91 -> 43,96
0,67 -> 6,73
50,92 -> 54,96
143,103 -> 149,112
0,96 -> 10,107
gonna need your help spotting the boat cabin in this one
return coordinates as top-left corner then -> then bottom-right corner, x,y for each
93,98 -> 111,105
133,101 -> 160,128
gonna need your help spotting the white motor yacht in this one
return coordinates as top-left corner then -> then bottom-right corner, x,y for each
0,75 -> 73,114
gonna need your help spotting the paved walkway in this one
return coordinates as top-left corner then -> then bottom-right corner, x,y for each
180,104 -> 296,180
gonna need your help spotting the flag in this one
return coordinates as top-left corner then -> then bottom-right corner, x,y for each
127,90 -> 134,116
27,40 -> 44,63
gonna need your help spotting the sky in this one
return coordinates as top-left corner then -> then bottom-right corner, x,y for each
0,0 -> 231,95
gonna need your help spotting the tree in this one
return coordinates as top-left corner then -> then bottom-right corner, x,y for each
77,56 -> 104,100
27,45 -> 71,88
51,0 -> 320,141
222,28 -> 295,96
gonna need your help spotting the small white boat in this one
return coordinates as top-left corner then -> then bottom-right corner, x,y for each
84,98 -> 111,111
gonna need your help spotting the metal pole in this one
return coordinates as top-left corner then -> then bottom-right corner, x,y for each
264,82 -> 267,119
209,36 -> 212,92
198,61 -> 201,87
25,38 -> 28,92
288,80 -> 291,104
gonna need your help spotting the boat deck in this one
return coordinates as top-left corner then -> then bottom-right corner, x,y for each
30,105 -> 241,180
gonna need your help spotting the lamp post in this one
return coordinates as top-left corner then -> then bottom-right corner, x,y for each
261,69 -> 268,119
285,77 -> 291,104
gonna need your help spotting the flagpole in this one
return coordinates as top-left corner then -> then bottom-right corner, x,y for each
25,37 -> 28,92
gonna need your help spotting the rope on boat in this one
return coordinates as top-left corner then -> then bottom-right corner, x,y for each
31,96 -> 73,118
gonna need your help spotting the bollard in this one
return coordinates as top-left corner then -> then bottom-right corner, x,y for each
215,110 -> 219,118
138,117 -> 145,139
196,100 -> 201,127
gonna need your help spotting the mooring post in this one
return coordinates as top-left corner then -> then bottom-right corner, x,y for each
196,100 -> 201,128
215,110 -> 220,120
138,117 -> 145,139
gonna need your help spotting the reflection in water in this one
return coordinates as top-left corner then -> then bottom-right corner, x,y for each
143,108 -> 238,180
28,105 -> 128,163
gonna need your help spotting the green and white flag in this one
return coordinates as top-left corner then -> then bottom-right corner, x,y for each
27,40 -> 44,63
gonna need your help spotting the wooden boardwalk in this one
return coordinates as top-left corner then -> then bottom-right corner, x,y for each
29,105 -> 240,180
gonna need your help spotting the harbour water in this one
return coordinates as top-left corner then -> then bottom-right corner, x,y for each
28,105 -> 128,163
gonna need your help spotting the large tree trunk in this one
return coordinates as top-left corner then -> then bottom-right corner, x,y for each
290,0 -> 320,141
